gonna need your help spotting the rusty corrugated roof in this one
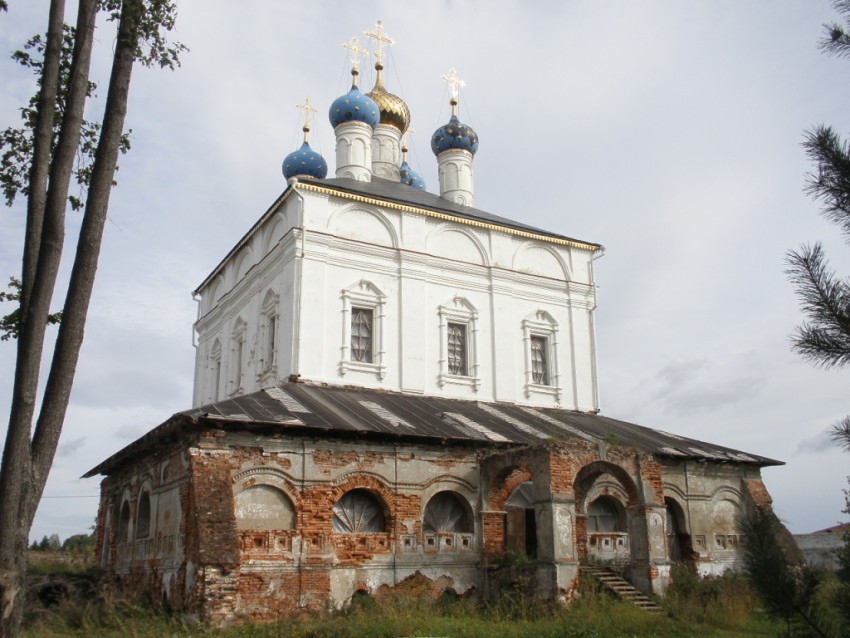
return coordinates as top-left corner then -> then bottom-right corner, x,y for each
83,381 -> 781,477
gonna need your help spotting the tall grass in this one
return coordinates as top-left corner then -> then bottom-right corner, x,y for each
23,569 -> 782,638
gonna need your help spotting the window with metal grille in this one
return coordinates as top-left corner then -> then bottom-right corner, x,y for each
531,336 -> 548,385
351,308 -> 373,363
447,323 -> 467,375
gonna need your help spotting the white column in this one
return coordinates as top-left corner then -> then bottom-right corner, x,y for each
334,121 -> 373,181
371,124 -> 402,180
437,149 -> 474,206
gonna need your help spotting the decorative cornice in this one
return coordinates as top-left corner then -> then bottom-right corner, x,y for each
295,181 -> 601,251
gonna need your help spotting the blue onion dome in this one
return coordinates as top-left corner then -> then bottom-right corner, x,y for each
282,133 -> 328,180
431,100 -> 479,156
329,68 -> 380,129
399,142 -> 426,190
366,62 -> 411,134
400,160 -> 426,190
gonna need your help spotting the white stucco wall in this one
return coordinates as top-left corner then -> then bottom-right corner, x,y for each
192,181 -> 600,411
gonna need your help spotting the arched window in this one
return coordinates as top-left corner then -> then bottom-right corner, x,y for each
117,500 -> 131,542
260,290 -> 279,373
136,491 -> 151,539
332,489 -> 386,533
235,485 -> 295,530
230,318 -> 247,395
209,338 -> 222,402
587,496 -> 622,533
423,491 -> 473,534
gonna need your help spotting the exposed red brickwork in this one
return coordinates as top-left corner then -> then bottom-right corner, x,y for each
481,511 -> 506,558
640,458 -> 665,505
490,467 -> 533,510
743,478 -> 773,509
575,515 -> 588,561
189,449 -> 238,567
93,426 -> 779,623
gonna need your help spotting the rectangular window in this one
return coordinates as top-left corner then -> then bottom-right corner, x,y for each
447,323 -> 467,376
531,336 -> 548,385
351,308 -> 373,363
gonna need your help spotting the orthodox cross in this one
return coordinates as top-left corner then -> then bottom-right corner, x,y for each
295,97 -> 319,141
441,67 -> 465,100
341,35 -> 369,72
364,20 -> 395,66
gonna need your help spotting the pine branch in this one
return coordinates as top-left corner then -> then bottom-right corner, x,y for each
821,1 -> 850,60
803,126 -> 850,242
786,244 -> 850,367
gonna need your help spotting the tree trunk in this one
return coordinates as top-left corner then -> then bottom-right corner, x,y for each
18,0 -> 64,323
0,1 -> 98,636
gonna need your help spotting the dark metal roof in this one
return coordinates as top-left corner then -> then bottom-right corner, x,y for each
84,382 -> 781,477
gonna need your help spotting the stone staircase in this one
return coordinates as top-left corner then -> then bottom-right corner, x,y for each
578,565 -> 664,614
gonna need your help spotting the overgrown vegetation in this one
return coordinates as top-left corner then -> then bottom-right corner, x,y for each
18,567 -> 781,638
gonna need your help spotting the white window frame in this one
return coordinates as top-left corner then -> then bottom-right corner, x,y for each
209,338 -> 222,403
229,318 -> 247,396
340,280 -> 386,380
438,296 -> 480,391
258,290 -> 279,381
522,310 -> 561,401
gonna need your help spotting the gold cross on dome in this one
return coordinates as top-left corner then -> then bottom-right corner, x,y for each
441,67 -> 465,101
364,20 -> 395,66
295,96 -> 319,141
341,35 -> 369,71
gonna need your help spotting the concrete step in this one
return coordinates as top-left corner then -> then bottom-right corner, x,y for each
578,565 -> 664,614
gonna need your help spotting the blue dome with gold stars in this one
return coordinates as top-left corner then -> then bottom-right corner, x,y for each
282,141 -> 328,180
329,85 -> 380,129
431,114 -> 478,156
400,160 -> 426,190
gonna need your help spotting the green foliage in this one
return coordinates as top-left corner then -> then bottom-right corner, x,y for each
62,532 -> 94,555
0,24 -> 130,212
0,276 -> 62,341
664,565 -> 756,627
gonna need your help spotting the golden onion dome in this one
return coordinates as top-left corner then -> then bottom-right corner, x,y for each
366,62 -> 410,134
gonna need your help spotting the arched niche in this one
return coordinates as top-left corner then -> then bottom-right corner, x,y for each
332,488 -> 387,533
513,243 -> 570,280
423,491 -> 473,534
117,500 -> 131,542
425,225 -> 488,266
136,489 -> 152,540
262,214 -> 290,255
328,206 -> 397,248
234,484 -> 296,531
234,247 -> 254,283
587,495 -> 626,533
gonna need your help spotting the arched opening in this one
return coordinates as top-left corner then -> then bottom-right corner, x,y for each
585,495 -> 629,564
505,481 -> 537,559
665,497 -> 693,563
235,485 -> 296,531
333,489 -> 386,533
136,491 -> 151,540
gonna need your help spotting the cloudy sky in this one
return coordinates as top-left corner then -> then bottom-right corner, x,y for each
2,1 -> 849,541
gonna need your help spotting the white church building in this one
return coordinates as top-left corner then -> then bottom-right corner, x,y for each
86,24 -> 781,623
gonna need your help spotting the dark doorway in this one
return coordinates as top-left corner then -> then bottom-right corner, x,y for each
505,481 -> 537,559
